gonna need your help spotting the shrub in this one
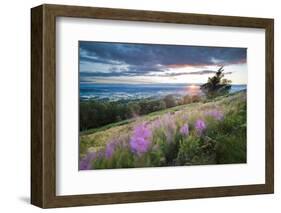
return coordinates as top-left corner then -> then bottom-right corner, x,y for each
200,66 -> 232,98
163,95 -> 177,108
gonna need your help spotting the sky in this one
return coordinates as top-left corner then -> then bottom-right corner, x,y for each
79,41 -> 247,84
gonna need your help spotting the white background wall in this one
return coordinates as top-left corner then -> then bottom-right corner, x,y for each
0,0 -> 279,212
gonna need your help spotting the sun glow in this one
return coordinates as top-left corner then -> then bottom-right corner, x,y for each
186,84 -> 201,96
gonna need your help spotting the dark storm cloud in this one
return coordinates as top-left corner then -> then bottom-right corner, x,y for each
80,70 -> 232,79
79,41 -> 246,77
80,55 -> 122,65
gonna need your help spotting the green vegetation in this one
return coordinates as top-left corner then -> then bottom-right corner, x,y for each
79,91 -> 247,170
80,94 -> 200,131
79,69 -> 247,170
201,66 -> 232,98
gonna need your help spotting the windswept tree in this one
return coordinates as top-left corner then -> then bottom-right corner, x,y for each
200,66 -> 232,98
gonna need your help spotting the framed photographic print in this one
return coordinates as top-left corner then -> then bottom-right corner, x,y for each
31,4 -> 274,208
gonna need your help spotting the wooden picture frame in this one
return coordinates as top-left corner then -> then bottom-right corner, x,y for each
31,4 -> 274,208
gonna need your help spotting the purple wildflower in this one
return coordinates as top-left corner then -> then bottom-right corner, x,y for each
130,123 -> 151,155
79,152 -> 96,170
105,141 -> 116,159
205,109 -> 224,121
195,119 -> 206,135
180,123 -> 189,136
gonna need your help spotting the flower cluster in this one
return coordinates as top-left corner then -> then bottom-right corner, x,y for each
195,119 -> 207,135
130,123 -> 152,155
80,108 -> 227,170
105,140 -> 116,159
205,109 -> 224,121
79,152 -> 96,170
180,123 -> 189,136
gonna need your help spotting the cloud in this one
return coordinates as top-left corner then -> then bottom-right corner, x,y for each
79,41 -> 246,78
163,70 -> 216,76
80,69 -> 232,79
162,70 -> 232,77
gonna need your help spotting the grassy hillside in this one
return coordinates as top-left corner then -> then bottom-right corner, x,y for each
79,91 -> 247,170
